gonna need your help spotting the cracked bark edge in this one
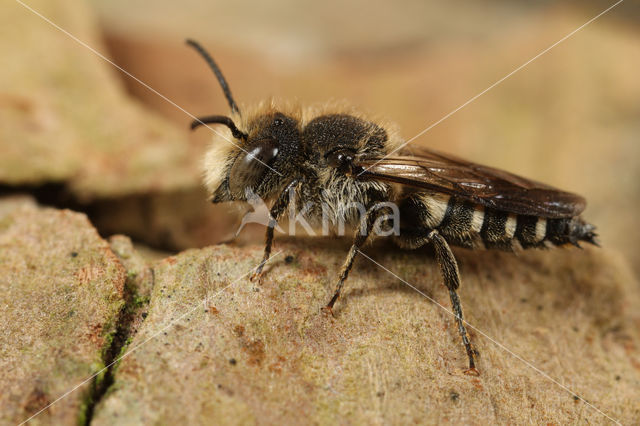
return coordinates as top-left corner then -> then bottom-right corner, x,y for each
79,236 -> 156,424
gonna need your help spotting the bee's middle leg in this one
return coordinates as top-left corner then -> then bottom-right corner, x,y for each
325,210 -> 379,312
326,243 -> 361,312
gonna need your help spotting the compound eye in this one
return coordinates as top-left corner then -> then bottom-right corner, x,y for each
228,139 -> 279,195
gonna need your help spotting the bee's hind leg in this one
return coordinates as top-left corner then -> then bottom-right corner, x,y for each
427,229 -> 479,375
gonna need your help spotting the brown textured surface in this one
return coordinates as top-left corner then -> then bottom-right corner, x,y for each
0,0 -> 238,248
0,0 -> 201,198
0,200 -> 125,425
92,239 -> 640,424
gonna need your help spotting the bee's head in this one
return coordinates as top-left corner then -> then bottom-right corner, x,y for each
187,40 -> 301,203
203,111 -> 300,202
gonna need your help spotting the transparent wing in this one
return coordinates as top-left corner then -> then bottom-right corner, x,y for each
352,147 -> 585,218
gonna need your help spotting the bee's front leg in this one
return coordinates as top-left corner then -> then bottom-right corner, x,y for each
250,180 -> 298,282
325,208 -> 380,313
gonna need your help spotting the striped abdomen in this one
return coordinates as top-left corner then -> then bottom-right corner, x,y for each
400,193 -> 597,250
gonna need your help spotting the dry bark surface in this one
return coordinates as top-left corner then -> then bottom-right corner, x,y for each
0,0 -> 198,197
0,0 -> 238,250
0,200 -> 125,425
92,238 -> 640,424
2,198 -> 639,424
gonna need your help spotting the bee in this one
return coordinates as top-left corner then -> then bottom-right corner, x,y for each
187,39 -> 598,374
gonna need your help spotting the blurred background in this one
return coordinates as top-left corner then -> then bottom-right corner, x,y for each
2,0 -> 639,277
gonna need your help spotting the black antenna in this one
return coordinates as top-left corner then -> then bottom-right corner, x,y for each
186,39 -> 240,114
191,115 -> 248,140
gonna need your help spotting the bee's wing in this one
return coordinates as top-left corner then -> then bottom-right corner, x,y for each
353,147 -> 586,218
